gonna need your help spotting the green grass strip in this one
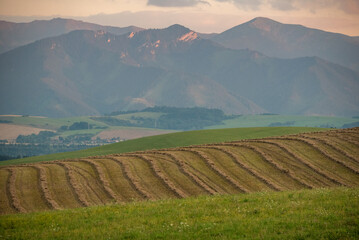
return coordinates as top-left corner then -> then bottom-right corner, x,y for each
0,127 -> 327,166
0,187 -> 358,239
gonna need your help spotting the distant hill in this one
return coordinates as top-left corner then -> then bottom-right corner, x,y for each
211,17 -> 359,71
0,128 -> 358,214
0,18 -> 143,53
0,127 -> 326,165
1,24 -> 359,117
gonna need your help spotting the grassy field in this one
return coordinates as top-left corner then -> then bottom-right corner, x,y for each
1,114 -> 357,134
0,115 -> 108,130
0,187 -> 358,239
207,115 -> 358,129
0,128 -> 358,215
0,127 -> 327,165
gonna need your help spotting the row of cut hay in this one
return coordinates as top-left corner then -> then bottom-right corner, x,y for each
110,156 -> 152,200
200,146 -> 272,192
55,162 -> 89,207
220,143 -> 293,191
148,151 -> 216,195
80,159 -> 120,202
6,168 -> 25,213
184,148 -> 247,193
260,139 -> 345,186
132,154 -> 187,198
282,137 -> 359,177
301,135 -> 359,164
32,165 -> 61,210
240,143 -> 312,189
245,140 -> 324,188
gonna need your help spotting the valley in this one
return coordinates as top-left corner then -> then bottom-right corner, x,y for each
3,108 -> 357,161
0,13 -> 358,239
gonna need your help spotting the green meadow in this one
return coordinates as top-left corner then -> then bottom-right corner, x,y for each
207,114 -> 358,129
1,187 -> 358,240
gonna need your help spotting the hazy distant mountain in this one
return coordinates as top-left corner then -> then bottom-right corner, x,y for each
212,17 -> 359,71
0,24 -> 358,117
0,18 -> 143,53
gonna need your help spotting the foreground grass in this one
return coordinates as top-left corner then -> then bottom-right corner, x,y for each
0,127 -> 327,166
0,187 -> 358,239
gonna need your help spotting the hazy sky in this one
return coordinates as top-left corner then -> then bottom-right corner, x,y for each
1,0 -> 359,35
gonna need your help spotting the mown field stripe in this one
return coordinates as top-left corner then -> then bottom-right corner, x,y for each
185,148 -> 247,193
261,139 -> 345,186
80,159 -> 119,203
153,151 -> 216,195
6,168 -> 26,213
337,135 -> 359,146
0,169 -> 15,214
289,137 -> 359,176
55,162 -> 89,207
245,140 -> 320,189
243,144 -> 312,189
111,156 -> 152,200
303,135 -> 359,164
133,154 -> 187,198
171,149 -> 231,194
32,165 -> 61,210
215,145 -> 280,191
68,161 -> 113,205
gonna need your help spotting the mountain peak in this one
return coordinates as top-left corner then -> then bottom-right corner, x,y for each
167,24 -> 190,31
247,17 -> 281,31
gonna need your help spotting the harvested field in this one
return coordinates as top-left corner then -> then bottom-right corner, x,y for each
0,128 -> 358,214
0,123 -> 53,140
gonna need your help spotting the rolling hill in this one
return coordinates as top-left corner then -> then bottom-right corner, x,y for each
0,18 -> 143,54
0,127 -> 358,214
1,24 -> 359,117
211,17 -> 359,71
0,127 -> 326,165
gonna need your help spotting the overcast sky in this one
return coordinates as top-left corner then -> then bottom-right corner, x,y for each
1,0 -> 359,35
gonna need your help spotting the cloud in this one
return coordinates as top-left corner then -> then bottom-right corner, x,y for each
147,0 -> 209,7
212,0 -> 359,14
146,0 -> 359,14
268,0 -> 296,11
268,0 -> 359,14
337,0 -> 359,14
215,0 -> 264,10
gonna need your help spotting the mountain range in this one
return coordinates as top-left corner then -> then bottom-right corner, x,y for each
0,18 -> 358,117
0,18 -> 143,54
211,17 -> 359,71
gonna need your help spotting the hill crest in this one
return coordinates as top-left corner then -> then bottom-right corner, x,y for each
0,127 -> 358,214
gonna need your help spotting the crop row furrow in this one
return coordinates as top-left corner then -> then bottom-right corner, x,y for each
335,134 -> 359,146
291,137 -> 359,175
209,145 -> 280,191
341,129 -> 359,136
70,165 -> 108,204
6,168 -> 26,213
300,135 -> 359,164
184,148 -> 247,193
258,140 -> 345,186
132,154 -> 187,198
55,162 -> 89,207
80,159 -> 119,203
32,165 -> 61,210
111,156 -> 153,200
229,143 -> 311,189
158,151 -> 217,195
